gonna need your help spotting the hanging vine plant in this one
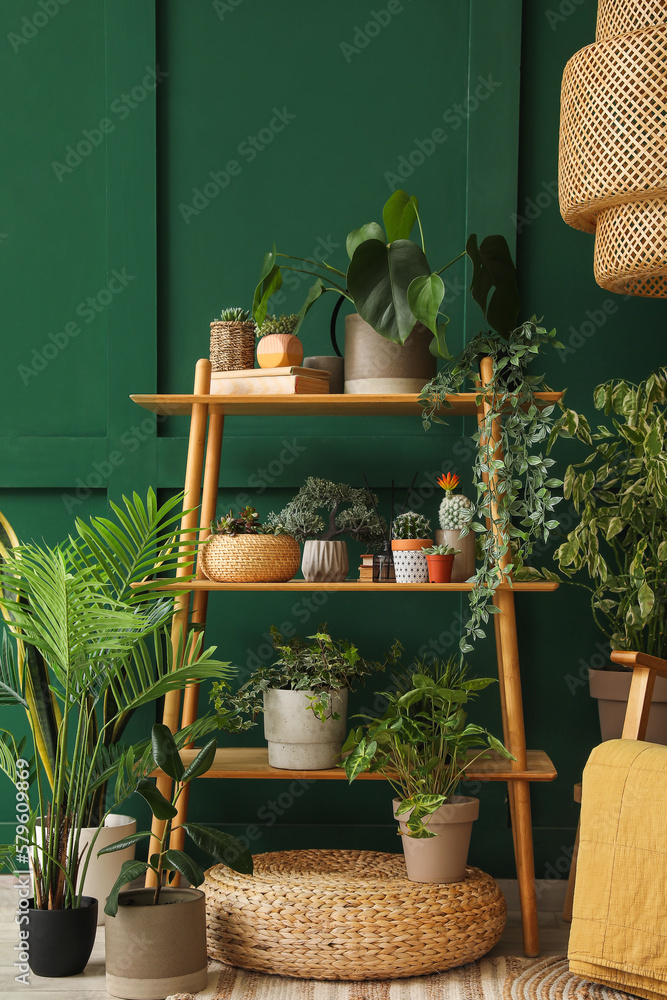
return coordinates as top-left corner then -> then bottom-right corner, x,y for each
420,319 -> 564,653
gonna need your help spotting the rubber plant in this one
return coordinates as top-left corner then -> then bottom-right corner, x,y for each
547,367 -> 667,661
252,190 -> 520,358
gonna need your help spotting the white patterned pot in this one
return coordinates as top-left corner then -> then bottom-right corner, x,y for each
301,540 -> 349,582
391,539 -> 432,583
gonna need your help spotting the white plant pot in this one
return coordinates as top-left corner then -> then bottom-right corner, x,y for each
391,540 -> 432,584
393,796 -> 479,883
263,688 -> 348,769
301,539 -> 349,582
435,528 -> 476,582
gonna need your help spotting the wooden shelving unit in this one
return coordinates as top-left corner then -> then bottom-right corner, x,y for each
132,358 -> 563,958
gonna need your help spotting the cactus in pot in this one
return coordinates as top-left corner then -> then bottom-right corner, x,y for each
391,511 -> 432,584
436,473 -> 475,583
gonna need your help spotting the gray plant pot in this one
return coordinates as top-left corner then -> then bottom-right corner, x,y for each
303,355 -> 345,393
105,887 -> 207,999
393,796 -> 479,883
263,688 -> 348,769
589,668 -> 667,744
301,539 -> 349,582
344,313 -> 436,393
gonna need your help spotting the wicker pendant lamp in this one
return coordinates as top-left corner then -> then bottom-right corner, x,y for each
558,0 -> 667,296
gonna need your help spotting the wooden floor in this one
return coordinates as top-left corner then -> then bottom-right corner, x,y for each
0,877 -> 569,998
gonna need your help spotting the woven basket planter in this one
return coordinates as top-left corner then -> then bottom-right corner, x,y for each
210,321 -> 255,371
199,533 -> 300,583
205,849 -> 506,980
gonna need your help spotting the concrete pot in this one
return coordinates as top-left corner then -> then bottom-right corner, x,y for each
301,539 -> 348,582
303,355 -> 344,393
393,796 -> 479,883
105,887 -> 207,1000
344,313 -> 436,393
391,539 -> 432,583
263,687 -> 348,769
76,813 -> 137,925
589,667 -> 667,744
435,528 -> 476,582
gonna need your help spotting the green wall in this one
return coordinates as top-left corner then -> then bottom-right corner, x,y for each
0,0 -> 663,879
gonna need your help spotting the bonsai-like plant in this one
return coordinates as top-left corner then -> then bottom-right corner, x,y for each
419,319 -> 564,652
257,313 -> 299,338
268,478 -> 386,547
548,367 -> 667,661
422,543 -> 460,556
101,724 -> 252,916
252,190 -> 520,357
438,472 -> 472,531
212,626 -> 402,728
342,657 -> 514,836
392,511 -> 431,540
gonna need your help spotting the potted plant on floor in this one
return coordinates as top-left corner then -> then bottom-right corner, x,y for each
210,306 -> 256,372
422,543 -> 461,583
256,313 -> 303,368
213,626 -> 402,769
0,495 -> 236,978
101,723 -> 252,1000
268,478 -> 386,582
342,657 -> 514,882
391,511 -> 432,583
435,472 -> 476,582
549,367 -> 667,740
200,505 -> 301,583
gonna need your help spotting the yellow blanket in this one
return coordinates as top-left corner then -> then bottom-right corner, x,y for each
569,739 -> 667,1000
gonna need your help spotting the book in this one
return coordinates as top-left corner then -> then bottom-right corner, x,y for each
212,366 -> 330,380
360,554 -> 374,567
210,373 -> 330,396
358,566 -> 374,581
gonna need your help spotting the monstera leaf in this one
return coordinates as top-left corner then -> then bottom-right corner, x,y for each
346,238 -> 431,345
466,234 -> 520,338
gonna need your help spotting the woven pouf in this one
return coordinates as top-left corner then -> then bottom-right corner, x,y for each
204,849 -> 506,981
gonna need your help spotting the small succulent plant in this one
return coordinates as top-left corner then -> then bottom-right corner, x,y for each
392,511 -> 431,540
258,313 -> 300,338
437,472 -> 471,531
210,506 -> 261,535
219,307 -> 253,323
422,543 -> 460,556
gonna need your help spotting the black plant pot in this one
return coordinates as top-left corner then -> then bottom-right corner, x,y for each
27,896 -> 98,977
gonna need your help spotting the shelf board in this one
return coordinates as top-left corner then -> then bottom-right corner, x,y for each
139,578 -> 559,592
165,747 -> 556,782
130,391 -> 563,418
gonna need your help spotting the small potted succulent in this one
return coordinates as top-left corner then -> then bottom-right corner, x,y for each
391,511 -> 432,583
102,724 -> 252,999
256,313 -> 303,368
200,505 -> 300,583
422,543 -> 461,583
268,478 -> 386,582
210,307 -> 256,372
435,472 -> 475,582
342,657 -> 514,882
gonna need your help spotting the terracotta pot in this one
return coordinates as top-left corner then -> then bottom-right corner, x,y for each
105,887 -> 207,999
301,539 -> 348,582
426,553 -> 455,583
391,539 -> 432,584
344,314 -> 436,393
263,688 -> 348,769
435,528 -> 476,582
26,896 -> 98,977
590,667 -> 667,744
393,796 -> 479,883
257,333 -> 303,368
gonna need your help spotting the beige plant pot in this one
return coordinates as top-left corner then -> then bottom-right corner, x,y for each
257,333 -> 303,368
77,814 -> 137,925
301,539 -> 348,582
589,667 -> 667,744
435,528 -> 476,582
393,796 -> 479,883
263,688 -> 348,769
344,313 -> 436,393
105,887 -> 207,1000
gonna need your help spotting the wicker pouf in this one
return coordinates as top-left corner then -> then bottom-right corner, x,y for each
205,849 -> 506,981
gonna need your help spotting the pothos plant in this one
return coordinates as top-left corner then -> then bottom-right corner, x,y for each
419,319 -> 564,653
547,367 -> 667,661
212,626 -> 402,727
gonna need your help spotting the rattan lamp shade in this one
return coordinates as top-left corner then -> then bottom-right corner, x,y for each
559,4 -> 667,297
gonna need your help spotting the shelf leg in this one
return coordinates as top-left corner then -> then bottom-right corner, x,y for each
493,598 -> 519,865
146,358 -> 211,887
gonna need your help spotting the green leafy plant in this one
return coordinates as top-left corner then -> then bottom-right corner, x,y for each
419,320 -> 564,652
267,478 -> 386,547
210,506 -> 288,537
548,367 -> 667,661
258,313 -> 299,338
342,657 -> 514,836
422,543 -> 460,556
392,511 -> 431,540
101,724 -> 253,916
219,307 -> 252,323
252,190 -> 520,357
212,626 -> 402,728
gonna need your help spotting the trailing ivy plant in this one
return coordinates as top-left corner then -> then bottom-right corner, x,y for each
419,319 -> 564,652
547,367 -> 667,660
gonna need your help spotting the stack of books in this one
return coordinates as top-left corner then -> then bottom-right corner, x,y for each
358,554 -> 374,581
210,366 -> 330,395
